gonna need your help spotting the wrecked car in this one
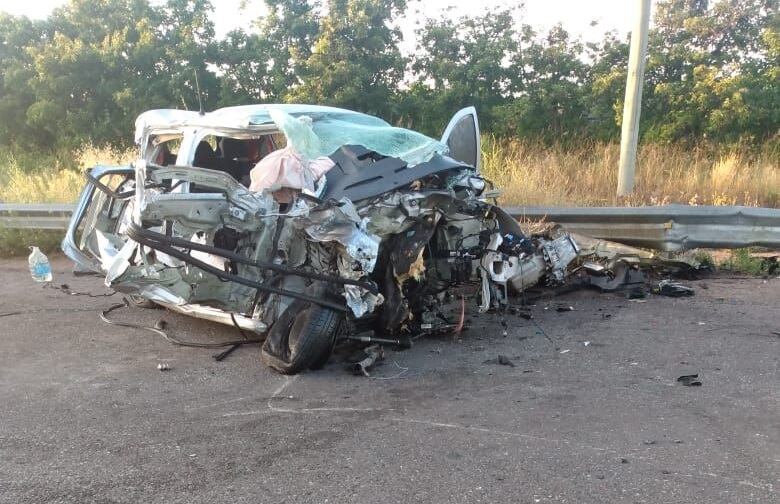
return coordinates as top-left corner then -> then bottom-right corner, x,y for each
63,104 -> 677,374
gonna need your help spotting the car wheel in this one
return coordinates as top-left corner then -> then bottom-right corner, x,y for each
261,300 -> 343,374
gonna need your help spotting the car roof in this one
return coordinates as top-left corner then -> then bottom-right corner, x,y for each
134,104 -> 389,143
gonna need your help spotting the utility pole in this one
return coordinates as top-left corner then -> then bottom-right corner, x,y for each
617,0 -> 652,197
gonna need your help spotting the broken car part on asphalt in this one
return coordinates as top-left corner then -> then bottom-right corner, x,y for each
677,374 -> 703,386
62,104 -> 706,374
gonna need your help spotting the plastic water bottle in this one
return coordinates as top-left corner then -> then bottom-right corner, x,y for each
28,246 -> 53,282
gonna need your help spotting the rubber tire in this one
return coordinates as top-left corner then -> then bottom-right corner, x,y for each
261,301 -> 342,374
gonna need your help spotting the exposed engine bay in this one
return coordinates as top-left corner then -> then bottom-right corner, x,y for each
63,105 -> 693,374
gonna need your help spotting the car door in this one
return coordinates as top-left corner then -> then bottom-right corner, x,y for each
61,165 -> 136,272
440,106 -> 481,172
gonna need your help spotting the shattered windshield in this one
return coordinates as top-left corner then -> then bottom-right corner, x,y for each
252,108 -> 447,166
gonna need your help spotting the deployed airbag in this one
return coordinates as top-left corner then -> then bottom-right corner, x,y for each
249,146 -> 335,194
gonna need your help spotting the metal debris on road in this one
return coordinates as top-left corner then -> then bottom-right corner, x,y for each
483,355 -> 516,367
654,279 -> 695,297
677,374 -> 702,386
351,345 -> 384,377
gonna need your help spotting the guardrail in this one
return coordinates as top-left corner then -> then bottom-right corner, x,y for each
506,204 -> 780,251
0,203 -> 75,230
2,202 -> 780,251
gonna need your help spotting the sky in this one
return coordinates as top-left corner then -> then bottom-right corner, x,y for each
0,0 -> 650,48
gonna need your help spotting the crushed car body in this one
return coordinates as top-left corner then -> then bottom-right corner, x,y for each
63,104 -> 692,373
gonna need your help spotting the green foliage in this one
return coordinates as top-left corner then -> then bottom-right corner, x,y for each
0,228 -> 64,257
719,248 -> 776,276
692,250 -> 716,269
0,0 -> 777,152
287,0 -> 407,119
491,24 -> 592,141
642,0 -> 779,143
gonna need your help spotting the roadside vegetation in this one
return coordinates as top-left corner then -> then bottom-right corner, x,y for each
0,145 -> 134,203
0,0 -> 777,263
2,138 -> 778,208
2,140 -> 777,260
482,137 -> 779,207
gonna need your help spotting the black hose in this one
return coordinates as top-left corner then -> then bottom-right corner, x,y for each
127,228 -> 348,312
44,283 -> 117,298
99,299 -> 265,348
128,223 -> 378,294
86,172 -> 135,200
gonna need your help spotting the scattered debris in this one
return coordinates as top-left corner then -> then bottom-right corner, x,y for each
453,295 -> 466,335
213,344 -> 241,362
654,279 -> 695,297
43,283 -> 117,298
583,341 -> 591,347
100,301 -> 264,353
677,374 -> 702,386
483,355 -> 516,367
559,349 -> 571,354
587,261 -> 646,292
351,345 -> 384,377
370,360 -> 410,380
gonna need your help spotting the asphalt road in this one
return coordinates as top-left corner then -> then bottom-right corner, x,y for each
1,255 -> 778,503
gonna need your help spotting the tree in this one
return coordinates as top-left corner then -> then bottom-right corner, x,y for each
0,14 -> 47,145
24,0 -> 164,148
154,0 -> 220,112
15,0 -> 221,149
287,0 -> 407,119
408,8 -> 518,135
0,0 -> 776,150
216,0 -> 320,105
582,31 -> 630,139
496,24 -> 590,139
642,0 -> 779,142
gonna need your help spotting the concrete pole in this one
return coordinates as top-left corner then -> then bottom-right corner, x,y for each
617,0 -> 652,197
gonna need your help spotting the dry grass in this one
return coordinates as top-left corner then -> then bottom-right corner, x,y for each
0,145 -> 135,256
482,136 -> 780,207
1,139 -> 778,207
0,144 -> 134,204
1,140 -> 777,257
